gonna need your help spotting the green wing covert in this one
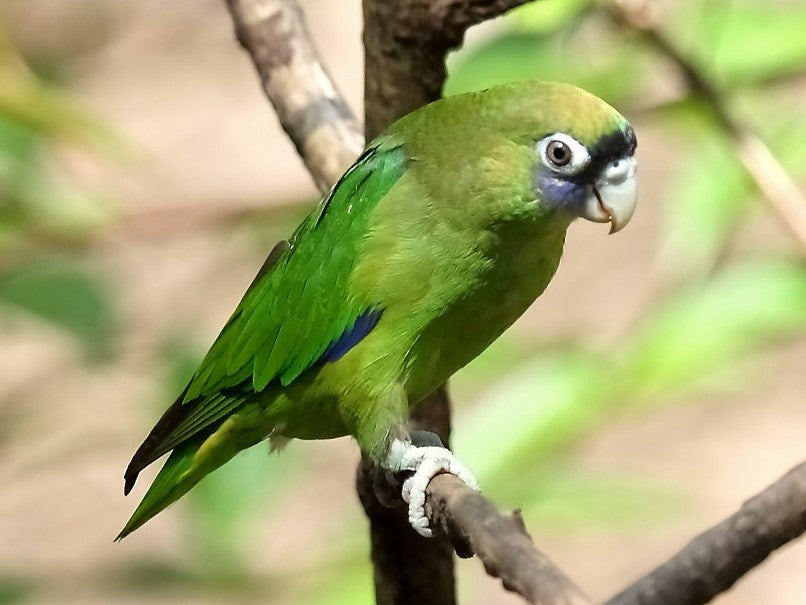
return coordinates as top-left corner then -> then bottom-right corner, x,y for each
123,137 -> 407,493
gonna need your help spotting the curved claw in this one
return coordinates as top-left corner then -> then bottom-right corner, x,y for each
387,441 -> 479,537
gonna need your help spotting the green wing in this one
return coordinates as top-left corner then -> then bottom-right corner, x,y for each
124,137 -> 407,491
190,136 -> 406,395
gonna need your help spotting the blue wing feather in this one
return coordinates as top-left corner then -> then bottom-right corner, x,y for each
317,308 -> 384,366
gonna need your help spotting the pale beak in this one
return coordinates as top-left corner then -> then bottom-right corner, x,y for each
580,156 -> 637,234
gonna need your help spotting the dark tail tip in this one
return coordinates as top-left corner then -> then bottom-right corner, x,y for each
115,523 -> 134,541
123,467 -> 139,496
124,433 -> 163,496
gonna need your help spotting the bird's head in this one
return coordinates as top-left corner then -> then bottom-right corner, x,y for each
388,81 -> 638,233
532,121 -> 637,234
522,83 -> 638,234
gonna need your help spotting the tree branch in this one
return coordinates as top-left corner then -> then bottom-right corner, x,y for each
605,461 -> 806,605
356,385 -> 460,605
224,0 -> 364,192
363,0 -> 531,138
426,474 -> 592,605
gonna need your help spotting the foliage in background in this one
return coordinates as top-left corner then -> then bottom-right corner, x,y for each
0,27 -> 120,359
1,1 -> 804,603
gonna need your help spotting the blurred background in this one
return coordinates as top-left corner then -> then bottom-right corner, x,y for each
1,0 -> 805,603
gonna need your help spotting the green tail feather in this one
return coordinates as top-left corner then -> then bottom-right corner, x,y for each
117,405 -> 271,541
116,433 -> 210,541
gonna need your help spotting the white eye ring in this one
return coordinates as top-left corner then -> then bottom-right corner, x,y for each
537,133 -> 590,175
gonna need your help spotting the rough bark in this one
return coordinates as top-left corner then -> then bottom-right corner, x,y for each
356,385 -> 460,605
426,474 -> 592,605
363,0 -> 532,139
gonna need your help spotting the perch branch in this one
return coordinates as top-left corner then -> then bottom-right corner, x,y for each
605,460 -> 806,605
224,0 -> 364,192
606,0 -> 806,252
427,473 -> 592,605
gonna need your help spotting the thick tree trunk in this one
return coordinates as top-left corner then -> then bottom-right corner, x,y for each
359,2 -> 530,602
356,387 -> 457,605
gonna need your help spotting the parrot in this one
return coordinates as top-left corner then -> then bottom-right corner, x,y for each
117,80 -> 637,540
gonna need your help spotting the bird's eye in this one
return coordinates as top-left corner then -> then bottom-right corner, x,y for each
537,133 -> 590,174
546,140 -> 572,167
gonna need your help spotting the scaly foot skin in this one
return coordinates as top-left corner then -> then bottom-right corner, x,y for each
386,437 -> 480,537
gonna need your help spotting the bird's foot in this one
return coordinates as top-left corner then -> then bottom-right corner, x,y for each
386,434 -> 479,537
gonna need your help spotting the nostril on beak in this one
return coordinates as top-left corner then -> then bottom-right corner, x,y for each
603,156 -> 636,185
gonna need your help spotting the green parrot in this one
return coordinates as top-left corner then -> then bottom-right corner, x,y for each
118,81 -> 637,539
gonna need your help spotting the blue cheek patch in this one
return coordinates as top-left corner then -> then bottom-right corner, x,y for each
534,168 -> 587,210
318,308 -> 383,364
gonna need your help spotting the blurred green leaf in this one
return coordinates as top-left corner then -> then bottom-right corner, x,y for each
655,92 -> 806,279
455,350 -> 610,483
160,340 -> 204,391
509,0 -> 592,33
446,31 -> 558,96
187,446 -> 296,577
458,260 -> 806,497
659,133 -> 751,277
621,260 -> 806,399
518,467 -> 684,529
0,112 -> 42,221
0,112 -> 38,164
0,46 -> 118,248
0,32 -> 124,154
300,555 -> 373,605
0,262 -> 114,356
445,19 -> 646,105
111,559 -> 200,593
0,575 -> 33,605
761,111 -> 806,174
690,2 -> 806,86
9,179 -> 113,241
450,331 -> 547,404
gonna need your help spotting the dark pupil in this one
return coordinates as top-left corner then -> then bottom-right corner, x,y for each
548,141 -> 571,166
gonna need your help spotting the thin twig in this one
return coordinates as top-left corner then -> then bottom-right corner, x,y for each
607,0 -> 806,252
605,461 -> 806,605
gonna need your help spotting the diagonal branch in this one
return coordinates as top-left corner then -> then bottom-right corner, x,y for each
605,461 -> 806,605
224,0 -> 364,192
426,474 -> 592,605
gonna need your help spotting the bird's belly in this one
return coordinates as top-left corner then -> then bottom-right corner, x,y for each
265,222 -> 567,442
262,381 -> 350,441
404,229 -> 565,404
